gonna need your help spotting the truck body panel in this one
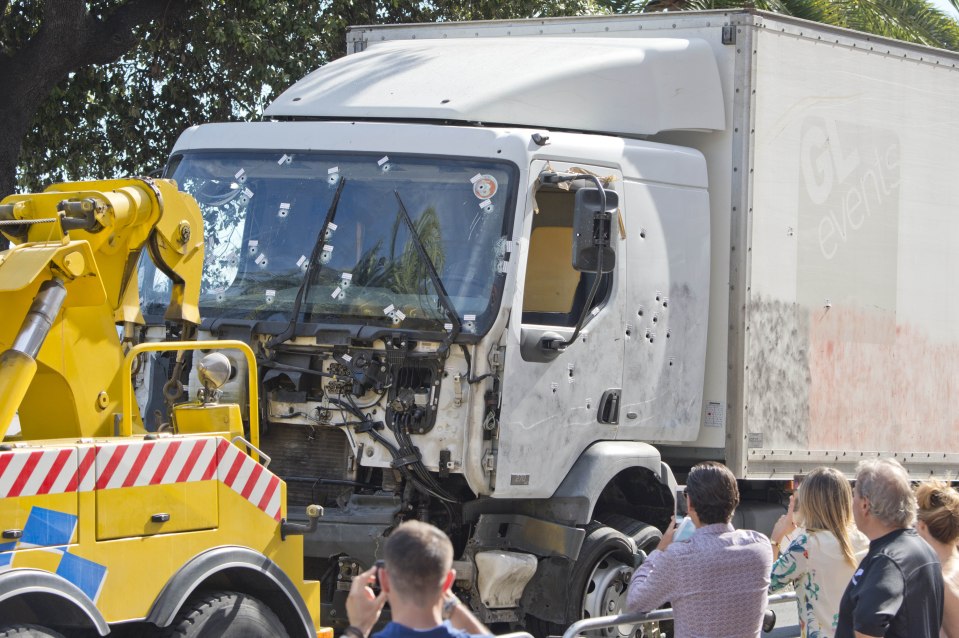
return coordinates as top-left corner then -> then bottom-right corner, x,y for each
743,22 -> 959,478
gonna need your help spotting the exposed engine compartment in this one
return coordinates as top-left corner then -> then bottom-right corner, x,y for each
251,337 -> 484,620
262,337 -> 459,500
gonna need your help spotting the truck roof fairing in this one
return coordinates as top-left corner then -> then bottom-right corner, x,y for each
265,37 -> 725,137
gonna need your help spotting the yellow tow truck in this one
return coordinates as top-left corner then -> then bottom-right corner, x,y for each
0,178 -> 330,637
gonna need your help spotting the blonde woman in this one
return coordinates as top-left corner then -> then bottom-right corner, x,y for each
916,480 -> 959,638
769,467 -> 869,638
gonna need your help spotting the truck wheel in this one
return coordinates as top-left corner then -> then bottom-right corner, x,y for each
162,591 -> 289,638
0,626 -> 65,638
576,524 -> 641,638
528,523 -> 640,638
604,514 -> 663,555
603,515 -> 668,638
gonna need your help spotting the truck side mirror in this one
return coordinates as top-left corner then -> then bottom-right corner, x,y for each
572,187 -> 618,273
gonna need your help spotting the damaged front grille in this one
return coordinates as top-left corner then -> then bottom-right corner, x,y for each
261,424 -> 353,509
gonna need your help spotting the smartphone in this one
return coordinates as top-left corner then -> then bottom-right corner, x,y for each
675,487 -> 688,517
372,559 -> 385,594
793,474 -> 805,491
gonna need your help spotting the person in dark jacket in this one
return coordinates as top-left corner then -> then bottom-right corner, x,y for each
836,458 -> 944,638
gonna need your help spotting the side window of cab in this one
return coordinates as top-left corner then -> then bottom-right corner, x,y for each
521,188 -> 611,327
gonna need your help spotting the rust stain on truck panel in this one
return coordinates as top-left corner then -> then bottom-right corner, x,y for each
807,306 -> 959,452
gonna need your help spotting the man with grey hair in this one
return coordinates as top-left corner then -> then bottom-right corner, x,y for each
836,458 -> 943,638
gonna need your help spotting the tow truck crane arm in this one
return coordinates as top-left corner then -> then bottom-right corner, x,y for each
0,178 -> 204,440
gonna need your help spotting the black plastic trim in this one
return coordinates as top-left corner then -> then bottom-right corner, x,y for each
597,389 -> 621,424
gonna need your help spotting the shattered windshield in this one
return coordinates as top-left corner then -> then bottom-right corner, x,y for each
141,151 -> 516,335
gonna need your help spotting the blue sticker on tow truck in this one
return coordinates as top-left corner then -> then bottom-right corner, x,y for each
20,507 -> 76,547
0,542 -> 14,569
56,551 -> 108,602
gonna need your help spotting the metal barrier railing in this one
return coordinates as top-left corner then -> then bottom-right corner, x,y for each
561,592 -> 798,638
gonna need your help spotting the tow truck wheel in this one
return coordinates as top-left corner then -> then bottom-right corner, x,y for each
0,625 -> 65,638
162,590 -> 289,637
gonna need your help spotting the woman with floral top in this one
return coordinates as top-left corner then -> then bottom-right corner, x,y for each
769,467 -> 869,638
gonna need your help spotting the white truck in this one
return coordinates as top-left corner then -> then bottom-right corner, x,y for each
136,9 -> 959,634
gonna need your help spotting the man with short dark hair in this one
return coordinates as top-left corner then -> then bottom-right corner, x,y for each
344,520 -> 492,638
626,461 -> 772,637
835,458 -> 943,638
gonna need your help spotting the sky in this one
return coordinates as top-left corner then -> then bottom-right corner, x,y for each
933,0 -> 959,18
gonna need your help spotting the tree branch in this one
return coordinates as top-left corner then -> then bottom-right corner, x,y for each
0,0 -> 186,197
2,0 -> 174,83
42,0 -> 84,22
80,0 -> 188,66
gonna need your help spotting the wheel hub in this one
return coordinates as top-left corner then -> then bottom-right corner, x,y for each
581,550 -> 640,638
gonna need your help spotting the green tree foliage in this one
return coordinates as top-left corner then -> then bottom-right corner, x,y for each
609,0 -> 959,37
2,1 -> 331,195
670,0 -> 959,48
0,0 -> 601,196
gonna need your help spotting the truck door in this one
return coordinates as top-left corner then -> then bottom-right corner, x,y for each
0,446 -> 84,552
618,177 -> 710,444
494,161 -> 626,498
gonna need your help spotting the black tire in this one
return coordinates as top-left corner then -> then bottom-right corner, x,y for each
604,514 -> 663,556
161,591 -> 289,638
529,523 -> 639,638
0,626 -> 65,638
604,515 -> 670,638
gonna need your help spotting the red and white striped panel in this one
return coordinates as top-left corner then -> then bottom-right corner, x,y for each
217,439 -> 282,521
77,448 -> 96,492
1,438 -> 280,522
0,447 -> 82,498
95,438 -> 217,490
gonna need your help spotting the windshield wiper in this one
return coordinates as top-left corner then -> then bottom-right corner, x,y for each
268,177 -> 347,348
393,191 -> 461,354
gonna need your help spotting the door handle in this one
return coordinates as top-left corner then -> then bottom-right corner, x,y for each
597,389 -> 621,425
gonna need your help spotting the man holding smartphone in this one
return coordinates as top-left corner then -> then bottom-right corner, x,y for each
344,521 -> 491,638
626,461 -> 773,637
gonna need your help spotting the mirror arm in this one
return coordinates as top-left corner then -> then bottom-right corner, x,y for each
547,251 -> 605,350
551,173 -> 608,350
